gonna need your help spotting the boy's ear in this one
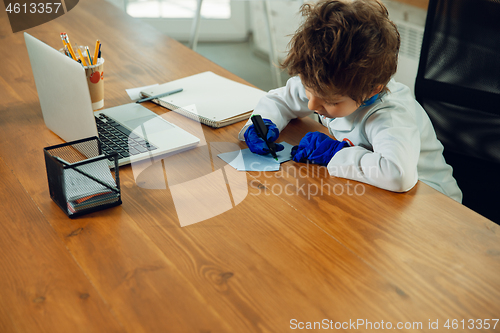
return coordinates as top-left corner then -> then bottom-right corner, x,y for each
371,85 -> 384,96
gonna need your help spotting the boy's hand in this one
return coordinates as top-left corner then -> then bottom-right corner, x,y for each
244,118 -> 285,155
291,132 -> 349,166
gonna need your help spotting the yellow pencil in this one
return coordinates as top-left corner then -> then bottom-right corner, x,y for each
93,40 -> 100,65
64,33 -> 78,62
77,48 -> 88,66
67,46 -> 77,62
60,33 -> 70,58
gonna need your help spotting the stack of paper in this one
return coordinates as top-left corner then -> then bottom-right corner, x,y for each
62,156 -> 120,213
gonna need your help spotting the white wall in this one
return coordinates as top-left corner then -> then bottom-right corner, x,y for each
250,0 -> 427,94
104,0 -> 427,93
249,1 -> 304,61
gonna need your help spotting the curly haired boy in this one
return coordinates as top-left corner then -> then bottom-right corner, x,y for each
240,0 -> 461,202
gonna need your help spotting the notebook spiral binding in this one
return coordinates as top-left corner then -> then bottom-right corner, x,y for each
153,98 -> 218,128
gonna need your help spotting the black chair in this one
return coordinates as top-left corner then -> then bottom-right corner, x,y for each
415,0 -> 500,223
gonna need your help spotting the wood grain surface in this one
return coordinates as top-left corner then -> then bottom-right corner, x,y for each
0,0 -> 499,332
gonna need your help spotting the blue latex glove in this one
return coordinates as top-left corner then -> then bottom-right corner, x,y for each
244,118 -> 285,155
291,132 -> 349,166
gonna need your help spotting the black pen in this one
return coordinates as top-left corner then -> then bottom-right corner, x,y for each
251,114 -> 278,161
136,88 -> 183,103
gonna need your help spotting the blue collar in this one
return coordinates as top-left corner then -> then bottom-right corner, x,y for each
362,93 -> 379,106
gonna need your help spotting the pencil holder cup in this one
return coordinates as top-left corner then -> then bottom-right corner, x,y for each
43,136 -> 121,218
59,47 -> 105,110
84,57 -> 105,110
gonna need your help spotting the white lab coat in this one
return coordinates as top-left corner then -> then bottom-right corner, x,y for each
238,76 -> 462,202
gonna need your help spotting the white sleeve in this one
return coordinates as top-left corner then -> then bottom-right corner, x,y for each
327,109 -> 420,192
238,76 -> 313,141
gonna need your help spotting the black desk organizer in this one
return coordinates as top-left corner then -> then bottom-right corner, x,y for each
43,136 -> 122,218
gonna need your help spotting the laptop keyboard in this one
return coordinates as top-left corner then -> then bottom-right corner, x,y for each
95,113 -> 157,160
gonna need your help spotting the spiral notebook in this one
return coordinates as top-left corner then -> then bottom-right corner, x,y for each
139,72 -> 267,128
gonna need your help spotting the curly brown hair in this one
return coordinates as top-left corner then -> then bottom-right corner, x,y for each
281,0 -> 400,104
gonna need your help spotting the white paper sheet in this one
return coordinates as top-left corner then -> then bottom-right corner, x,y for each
126,84 -> 159,100
218,142 -> 294,171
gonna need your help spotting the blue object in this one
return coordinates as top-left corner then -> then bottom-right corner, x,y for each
218,142 -> 295,172
362,93 -> 379,106
244,118 -> 284,155
291,132 -> 349,166
250,115 -> 279,160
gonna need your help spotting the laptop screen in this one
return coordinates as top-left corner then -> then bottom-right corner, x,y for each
24,32 -> 98,143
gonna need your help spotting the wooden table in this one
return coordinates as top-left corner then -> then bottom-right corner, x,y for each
1,0 -> 499,332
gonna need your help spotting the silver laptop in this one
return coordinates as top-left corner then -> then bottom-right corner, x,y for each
24,32 -> 200,167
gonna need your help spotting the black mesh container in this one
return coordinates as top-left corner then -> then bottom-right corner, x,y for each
43,136 -> 122,218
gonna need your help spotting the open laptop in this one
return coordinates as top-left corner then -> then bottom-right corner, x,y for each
24,32 -> 200,167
